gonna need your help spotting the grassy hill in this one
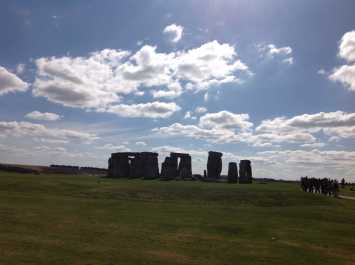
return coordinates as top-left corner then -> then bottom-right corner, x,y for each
0,171 -> 354,265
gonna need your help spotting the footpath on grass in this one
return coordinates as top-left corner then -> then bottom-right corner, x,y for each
339,195 -> 355,200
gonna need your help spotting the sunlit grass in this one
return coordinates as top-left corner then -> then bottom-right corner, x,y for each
0,171 -> 354,265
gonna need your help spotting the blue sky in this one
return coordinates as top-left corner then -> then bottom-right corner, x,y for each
1,0 -> 355,180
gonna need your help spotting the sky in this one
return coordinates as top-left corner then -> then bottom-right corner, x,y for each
0,0 -> 355,180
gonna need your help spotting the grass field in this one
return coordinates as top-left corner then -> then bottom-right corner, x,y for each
0,171 -> 354,265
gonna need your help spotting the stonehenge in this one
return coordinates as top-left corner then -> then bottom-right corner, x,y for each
239,160 -> 252,183
161,152 -> 192,180
207,151 -> 223,179
227,162 -> 238,183
108,152 -> 159,179
108,150 -> 252,183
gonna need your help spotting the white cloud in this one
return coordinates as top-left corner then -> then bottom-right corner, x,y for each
184,111 -> 197,120
318,69 -> 326,75
258,43 -> 293,64
300,142 -> 326,148
105,101 -> 180,118
96,143 -> 130,152
267,44 -> 292,56
195,106 -> 207,114
0,66 -> 29,96
282,57 -> 293,65
154,111 -> 355,146
16,63 -> 26,74
199,111 -> 253,131
184,107 -> 207,120
0,121 -> 98,142
253,149 -> 355,180
323,126 -> 355,142
257,111 -> 355,130
135,141 -> 147,146
149,145 -> 355,180
338,30 -> 355,63
329,64 -> 355,91
33,50 -> 130,109
176,41 -> 249,90
255,111 -> 355,144
151,82 -> 183,99
154,111 -> 254,144
25,111 -> 62,121
163,24 -> 184,43
329,30 -> 355,91
33,41 -> 249,117
257,149 -> 355,167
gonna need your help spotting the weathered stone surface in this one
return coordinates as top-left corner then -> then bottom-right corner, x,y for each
207,151 -> 223,179
227,162 -> 238,183
239,160 -> 252,184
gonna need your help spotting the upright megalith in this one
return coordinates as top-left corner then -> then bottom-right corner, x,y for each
172,152 -> 192,179
207,151 -> 223,179
108,152 -> 159,179
227,162 -> 238,183
161,152 -> 192,180
109,153 -> 130,178
161,156 -> 178,180
239,160 -> 252,183
141,152 -> 159,179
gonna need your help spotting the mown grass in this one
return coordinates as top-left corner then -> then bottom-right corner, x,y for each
0,171 -> 354,265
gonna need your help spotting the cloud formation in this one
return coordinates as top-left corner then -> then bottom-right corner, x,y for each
329,64 -> 355,91
163,24 -> 184,43
32,41 -> 249,118
329,30 -> 355,91
150,145 -> 355,179
0,66 -> 29,95
257,44 -> 294,64
105,102 -> 180,118
0,121 -> 97,142
25,111 -> 62,121
338,30 -> 355,63
154,110 -> 355,146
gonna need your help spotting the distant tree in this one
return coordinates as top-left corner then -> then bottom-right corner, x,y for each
341,178 -> 346,188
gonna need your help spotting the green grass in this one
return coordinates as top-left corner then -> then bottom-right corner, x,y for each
0,171 -> 354,265
340,185 -> 355,197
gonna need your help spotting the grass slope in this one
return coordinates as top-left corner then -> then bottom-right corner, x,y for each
0,171 -> 354,265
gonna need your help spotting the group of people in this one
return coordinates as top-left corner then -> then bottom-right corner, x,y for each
300,177 -> 339,197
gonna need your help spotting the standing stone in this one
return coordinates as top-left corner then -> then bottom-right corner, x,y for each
142,152 -> 159,179
207,151 -> 223,179
108,158 -> 112,177
173,153 -> 192,179
160,152 -> 192,180
161,156 -> 178,180
239,160 -> 252,184
108,152 -> 159,179
227,162 -> 238,183
129,154 -> 143,178
109,153 -> 130,178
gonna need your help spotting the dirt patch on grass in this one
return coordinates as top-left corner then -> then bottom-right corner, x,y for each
146,250 -> 193,264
